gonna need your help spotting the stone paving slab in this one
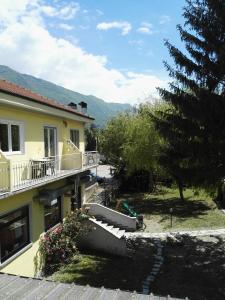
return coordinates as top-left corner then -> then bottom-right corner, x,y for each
125,228 -> 225,240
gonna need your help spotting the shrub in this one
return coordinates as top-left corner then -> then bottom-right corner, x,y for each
35,209 -> 90,275
63,210 -> 90,243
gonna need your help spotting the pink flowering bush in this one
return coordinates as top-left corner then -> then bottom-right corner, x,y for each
36,210 -> 90,275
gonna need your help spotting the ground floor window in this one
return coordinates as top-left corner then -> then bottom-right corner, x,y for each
0,206 -> 30,263
44,196 -> 62,231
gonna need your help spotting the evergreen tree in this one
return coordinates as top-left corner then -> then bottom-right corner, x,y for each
154,0 -> 225,199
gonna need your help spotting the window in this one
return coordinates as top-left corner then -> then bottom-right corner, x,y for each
0,120 -> 24,154
0,206 -> 30,263
44,197 -> 62,231
44,127 -> 57,158
70,129 -> 79,148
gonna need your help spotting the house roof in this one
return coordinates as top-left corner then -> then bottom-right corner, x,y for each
0,273 -> 187,300
0,79 -> 94,121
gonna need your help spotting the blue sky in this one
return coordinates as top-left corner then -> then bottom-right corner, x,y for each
72,0 -> 185,75
0,0 -> 187,104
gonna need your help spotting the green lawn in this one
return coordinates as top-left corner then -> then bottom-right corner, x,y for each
50,244 -> 155,292
117,187 -> 225,232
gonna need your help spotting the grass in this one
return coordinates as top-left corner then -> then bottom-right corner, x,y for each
116,187 -> 225,232
50,245 -> 156,292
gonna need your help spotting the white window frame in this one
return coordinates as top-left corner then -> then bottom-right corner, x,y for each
43,124 -> 59,158
0,119 -> 25,155
70,129 -> 80,149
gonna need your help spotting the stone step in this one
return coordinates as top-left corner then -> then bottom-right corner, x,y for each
111,227 -> 120,235
117,229 -> 126,238
92,218 -> 126,238
91,215 -> 130,231
106,225 -> 114,230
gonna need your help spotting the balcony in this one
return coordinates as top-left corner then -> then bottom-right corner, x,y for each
0,143 -> 99,195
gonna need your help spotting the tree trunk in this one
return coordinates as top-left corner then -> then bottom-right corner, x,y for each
216,181 -> 223,203
148,171 -> 154,192
177,180 -> 185,201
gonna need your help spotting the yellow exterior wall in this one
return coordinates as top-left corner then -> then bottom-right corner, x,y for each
0,178 -> 72,277
1,241 -> 40,278
0,105 -> 85,163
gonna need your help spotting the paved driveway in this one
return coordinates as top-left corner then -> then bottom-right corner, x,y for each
91,164 -> 114,179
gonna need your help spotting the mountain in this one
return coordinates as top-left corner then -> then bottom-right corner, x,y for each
0,65 -> 132,127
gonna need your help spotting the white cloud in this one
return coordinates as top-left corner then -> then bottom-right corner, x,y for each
96,21 -> 132,36
159,15 -> 171,25
58,23 -> 73,31
41,2 -> 79,20
137,22 -> 154,35
142,22 -> 153,28
0,0 -> 39,25
59,3 -> 79,20
0,1 -> 167,104
137,27 -> 151,34
40,5 -> 56,17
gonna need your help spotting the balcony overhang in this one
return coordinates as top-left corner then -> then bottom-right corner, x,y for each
68,170 -> 92,183
35,183 -> 74,204
35,171 -> 92,204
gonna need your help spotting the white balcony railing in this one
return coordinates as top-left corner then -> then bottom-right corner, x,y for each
0,161 -> 10,192
0,151 -> 99,194
83,151 -> 100,167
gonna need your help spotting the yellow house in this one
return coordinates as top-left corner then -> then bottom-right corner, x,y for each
0,80 -> 98,277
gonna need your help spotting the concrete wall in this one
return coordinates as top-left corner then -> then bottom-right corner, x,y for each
88,203 -> 137,231
80,219 -> 128,256
83,183 -> 98,204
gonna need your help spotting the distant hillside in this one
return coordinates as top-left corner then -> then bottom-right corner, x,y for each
0,65 -> 132,127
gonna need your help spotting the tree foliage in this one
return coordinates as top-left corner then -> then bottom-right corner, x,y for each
85,124 -> 97,151
153,0 -> 225,197
123,104 -> 161,173
100,113 -> 129,168
100,103 -> 162,176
